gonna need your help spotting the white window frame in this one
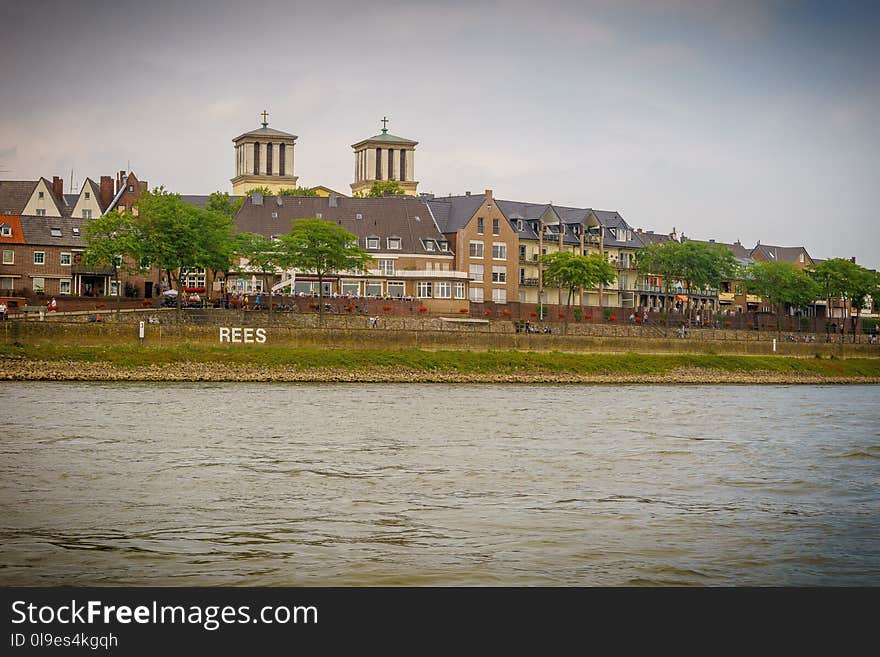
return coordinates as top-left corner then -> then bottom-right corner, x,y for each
476,217 -> 484,234
366,237 -> 380,249
0,225 -> 10,237
454,281 -> 466,299
469,287 -> 484,302
60,279 -> 71,295
341,280 -> 361,296
492,288 -> 507,304
423,240 -> 435,252
387,237 -> 401,250
34,251 -> 45,265
492,242 -> 507,260
387,280 -> 405,298
377,259 -> 394,275
0,276 -> 14,290
364,281 -> 383,297
434,281 -> 451,299
36,209 -> 46,217
469,241 -> 484,258
33,277 -> 45,293
60,252 -> 71,266
417,281 -> 432,298
2,249 -> 13,265
492,266 -> 507,284
82,209 -> 92,219
492,218 -> 500,235
468,263 -> 484,282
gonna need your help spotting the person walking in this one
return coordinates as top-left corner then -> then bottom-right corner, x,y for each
0,301 -> 7,320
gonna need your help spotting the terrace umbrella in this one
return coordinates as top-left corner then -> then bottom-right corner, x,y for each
162,289 -> 179,296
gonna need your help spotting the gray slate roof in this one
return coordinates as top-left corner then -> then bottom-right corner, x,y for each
19,214 -> 87,247
235,195 -> 449,255
0,181 -> 37,214
425,194 -> 486,233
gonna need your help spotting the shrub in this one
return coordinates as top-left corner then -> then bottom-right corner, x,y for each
459,308 -> 469,314
502,309 -> 511,316
558,313 -> 566,320
346,304 -> 355,312
603,307 -> 612,319
572,308 -> 583,321
535,305 -> 547,319
419,306 -> 428,313
382,305 -> 393,312
608,315 -> 617,322
484,309 -> 492,316
583,314 -> 592,320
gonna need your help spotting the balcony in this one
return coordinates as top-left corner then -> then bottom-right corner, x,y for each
520,278 -> 540,287
366,269 -> 470,280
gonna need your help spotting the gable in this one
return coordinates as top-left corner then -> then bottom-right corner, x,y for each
21,179 -> 62,217
71,178 -> 104,218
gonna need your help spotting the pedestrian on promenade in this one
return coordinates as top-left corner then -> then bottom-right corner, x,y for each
243,295 -> 249,310
0,301 -> 6,320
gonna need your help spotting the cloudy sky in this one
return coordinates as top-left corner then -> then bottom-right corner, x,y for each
1,0 -> 878,267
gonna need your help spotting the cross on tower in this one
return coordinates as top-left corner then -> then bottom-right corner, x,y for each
261,110 -> 269,128
381,116 -> 389,133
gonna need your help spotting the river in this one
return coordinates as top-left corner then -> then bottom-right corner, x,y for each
0,382 -> 877,586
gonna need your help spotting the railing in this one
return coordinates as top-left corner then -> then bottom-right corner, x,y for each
521,278 -> 540,287
363,269 -> 470,279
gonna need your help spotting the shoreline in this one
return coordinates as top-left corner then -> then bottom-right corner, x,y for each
2,359 -> 878,384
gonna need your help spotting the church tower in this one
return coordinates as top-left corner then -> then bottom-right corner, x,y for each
351,118 -> 418,196
231,111 -> 299,195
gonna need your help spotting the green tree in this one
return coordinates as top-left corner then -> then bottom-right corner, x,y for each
676,241 -> 739,319
356,180 -> 405,197
636,241 -> 680,330
277,187 -> 318,197
82,209 -> 145,318
137,188 -> 236,315
206,191 -> 234,217
234,232 -> 289,321
278,218 -> 371,322
746,261 -> 820,334
812,258 -> 880,336
541,252 -> 615,318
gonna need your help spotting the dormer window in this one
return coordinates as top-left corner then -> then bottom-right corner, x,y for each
72,227 -> 80,236
50,228 -> 62,237
517,220 -> 523,231
0,225 -> 10,237
387,237 -> 401,250
366,237 -> 380,249
438,240 -> 449,251
271,211 -> 278,218
356,213 -> 363,220
422,239 -> 436,252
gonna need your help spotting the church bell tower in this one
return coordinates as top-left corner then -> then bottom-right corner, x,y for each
231,111 -> 299,195
351,117 -> 418,196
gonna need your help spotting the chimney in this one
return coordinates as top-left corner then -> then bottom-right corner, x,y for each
484,189 -> 493,199
52,176 -> 63,201
99,176 -> 114,209
636,228 -> 643,234
329,193 -> 338,208
117,170 -> 126,192
465,191 -> 471,196
850,256 -> 856,263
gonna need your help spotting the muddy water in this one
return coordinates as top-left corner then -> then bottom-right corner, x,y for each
0,382 -> 877,585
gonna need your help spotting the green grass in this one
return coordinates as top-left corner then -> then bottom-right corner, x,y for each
2,344 -> 879,377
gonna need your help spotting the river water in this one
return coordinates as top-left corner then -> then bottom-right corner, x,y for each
0,382 -> 877,586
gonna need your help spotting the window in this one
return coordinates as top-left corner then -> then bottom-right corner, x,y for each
735,284 -> 744,295
72,227 -> 80,236
341,280 -> 360,296
36,209 -> 46,216
33,277 -> 45,293
417,281 -> 432,298
492,243 -> 507,260
517,219 -> 524,231
60,253 -> 71,266
400,149 -> 406,181
387,281 -> 405,298
468,264 -> 484,282
0,276 -> 13,289
85,191 -> 90,199
82,209 -> 92,219
110,280 -> 120,296
438,241 -> 448,251
279,143 -> 286,176
2,250 -> 13,264
469,287 -> 484,302
365,281 -> 383,297
434,281 -> 451,298
315,212 -> 322,219
519,245 -> 526,260
0,225 -> 10,237
34,251 -> 45,265
492,218 -> 500,235
60,279 -> 71,295
492,288 -> 507,304
39,191 -> 45,199
377,259 -> 394,275
454,282 -> 466,299
799,253 -> 805,263
356,213 -> 363,220
50,227 -> 62,237
492,266 -> 507,284
469,241 -> 484,258
376,148 -> 382,179
387,237 -> 401,250
423,240 -> 435,252
366,237 -> 380,249
128,185 -> 133,192
266,142 -> 273,174
182,269 -> 206,288
476,217 -> 484,234
254,142 -> 260,174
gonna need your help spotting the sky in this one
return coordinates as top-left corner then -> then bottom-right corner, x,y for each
1,0 -> 878,267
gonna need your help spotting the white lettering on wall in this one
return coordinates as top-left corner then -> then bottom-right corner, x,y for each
220,327 -> 268,344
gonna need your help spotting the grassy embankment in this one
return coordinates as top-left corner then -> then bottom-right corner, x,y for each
1,343 -> 879,383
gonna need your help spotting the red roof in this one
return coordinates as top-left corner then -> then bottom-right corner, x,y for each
0,214 -> 24,243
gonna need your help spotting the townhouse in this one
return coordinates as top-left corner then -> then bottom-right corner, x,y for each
232,193 -> 469,312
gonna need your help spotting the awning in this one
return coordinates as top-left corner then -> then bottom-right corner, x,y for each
674,294 -> 689,302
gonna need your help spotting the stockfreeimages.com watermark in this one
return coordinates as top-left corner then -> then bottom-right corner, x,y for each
11,599 -> 318,632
